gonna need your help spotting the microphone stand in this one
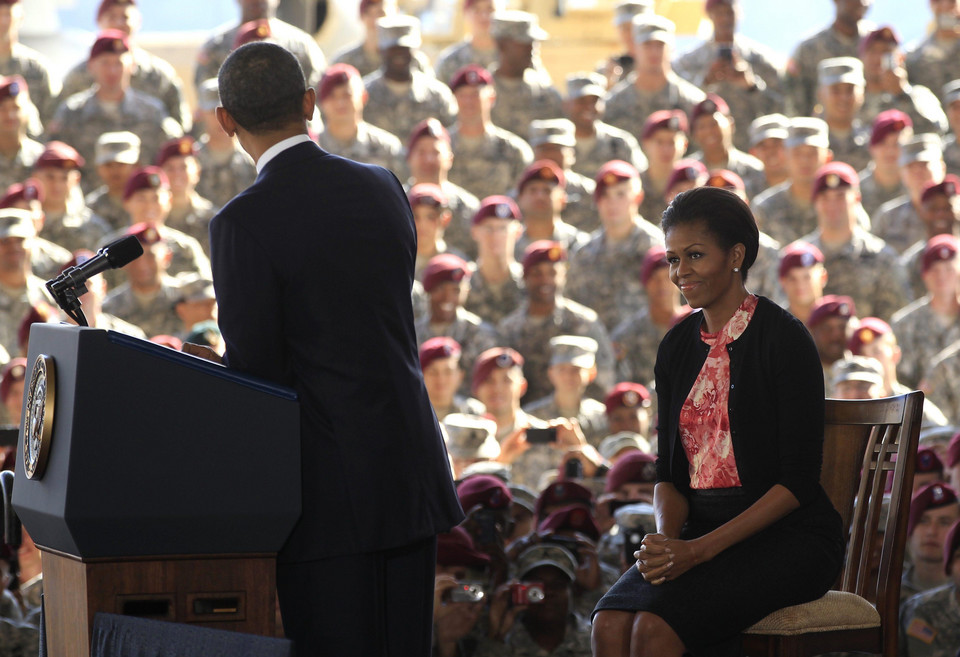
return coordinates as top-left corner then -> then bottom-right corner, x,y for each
46,269 -> 89,328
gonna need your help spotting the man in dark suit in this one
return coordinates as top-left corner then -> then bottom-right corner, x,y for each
187,42 -> 464,655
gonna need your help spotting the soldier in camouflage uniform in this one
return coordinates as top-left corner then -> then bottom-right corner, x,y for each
905,1 -> 960,107
47,32 -> 183,193
672,0 -> 784,153
331,0 -> 432,78
638,109 -> 688,226
565,160 -> 664,332
858,27 -> 947,137
465,195 -> 526,325
0,179 -> 70,280
415,254 -> 498,387
497,241 -> 614,404
435,0 -> 500,85
873,134 -> 947,255
193,79 -> 257,209
898,179 -> 960,300
775,241 -> 828,326
926,339 -> 960,424
784,0 -> 872,116
488,11 -> 564,142
32,142 -> 112,253
409,184 -> 465,278
0,0 -> 57,126
193,0 -> 326,91
603,14 -> 706,145
816,58 -> 871,174
420,337 -> 486,421
522,336 -> 609,447
529,119 -> 598,233
447,64 -> 533,202
101,222 -> 183,337
84,131 -> 138,231
57,0 -> 191,132
513,160 -> 589,261
362,16 -> 457,141
944,81 -> 960,178
469,346 -> 547,446
157,137 -> 216,256
687,94 -> 766,200
893,234 -> 960,389
0,209 -> 53,358
563,72 -> 646,181
172,274 -> 216,341
747,114 -> 790,193
800,161 -> 910,322
0,75 -> 42,194
858,109 -> 909,218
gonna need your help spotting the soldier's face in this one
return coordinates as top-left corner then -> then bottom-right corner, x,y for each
498,39 -> 533,72
0,4 -> 21,43
34,168 -> 75,206
408,137 -> 452,181
518,181 -> 562,218
834,0 -> 870,25
902,160 -> 941,197
819,83 -> 863,124
382,46 -> 413,79
617,481 -> 655,504
319,83 -> 364,123
779,264 -> 827,307
454,86 -> 484,120
868,132 -> 901,170
608,406 -> 646,436
920,195 -> 960,234
787,144 -> 829,183
429,281 -> 465,323
546,363 -> 591,395
750,138 -> 787,178
413,205 -> 448,252
634,40 -> 669,71
475,367 -> 525,413
814,187 -> 858,232
909,504 -> 960,563
524,261 -> 563,304
471,218 -> 519,257
597,180 -> 641,227
642,129 -> 686,168
422,357 -> 463,406
921,259 -> 960,298
0,95 -> 24,135
124,243 -> 168,286
810,317 -> 849,364
89,53 -> 132,92
644,266 -> 679,311
566,95 -> 602,128
467,0 -> 496,32
98,6 -> 140,36
0,236 -> 26,272
533,144 -> 570,171
861,41 -> 899,82
161,156 -> 200,195
124,188 -> 171,224
97,161 -> 136,192
833,379 -> 880,399
706,2 -> 737,42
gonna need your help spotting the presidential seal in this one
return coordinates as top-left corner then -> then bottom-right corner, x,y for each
22,354 -> 55,480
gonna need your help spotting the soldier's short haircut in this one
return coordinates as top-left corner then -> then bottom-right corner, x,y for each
218,42 -> 306,134
661,186 -> 760,282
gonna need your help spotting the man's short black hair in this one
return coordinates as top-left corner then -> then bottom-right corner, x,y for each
218,42 -> 307,133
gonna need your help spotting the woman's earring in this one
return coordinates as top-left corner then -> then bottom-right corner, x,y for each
733,267 -> 740,272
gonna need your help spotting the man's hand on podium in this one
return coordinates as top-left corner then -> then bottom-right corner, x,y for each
181,342 -> 224,365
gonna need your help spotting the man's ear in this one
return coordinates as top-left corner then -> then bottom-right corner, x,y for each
215,107 -> 237,138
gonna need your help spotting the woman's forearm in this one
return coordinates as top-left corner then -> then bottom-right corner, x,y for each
694,484 -> 800,561
654,482 -> 690,539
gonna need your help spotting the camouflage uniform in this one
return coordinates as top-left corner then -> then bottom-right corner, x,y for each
945,137 -> 960,178
572,121 -> 646,181
464,261 -> 526,326
752,181 -> 818,245
47,88 -> 183,190
331,41 -> 433,79
101,275 -> 183,338
561,170 -> 599,234
0,137 -> 42,194
860,85 -> 947,137
84,187 -> 130,232
522,395 -> 609,448
751,232 -> 785,300
892,298 -> 960,389
603,72 -> 706,144
688,147 -> 766,200
41,208 -> 112,253
514,221 -> 590,263
362,70 -> 457,140
414,306 -> 499,382
828,123 -> 872,174
801,227 -> 912,322
858,165 -> 906,219
0,43 -> 58,125
194,18 -> 327,90
317,121 -> 404,174
448,124 -> 533,201
403,179 -> 479,261
497,297 -> 615,403
905,35 -> 960,106
58,45 -> 191,131
0,275 -> 53,357
490,67 -> 565,144
0,618 -> 39,657
195,140 -> 257,210
898,240 -> 935,301
899,583 -> 960,657
638,170 -> 669,226
167,195 -> 217,256
495,409 -> 548,489
433,395 -> 487,421
564,220 -> 665,331
872,195 -> 925,255
435,41 -> 498,87
785,23 -> 871,117
32,237 -> 72,281
100,224 -> 212,281
473,612 -> 592,657
611,306 -> 667,386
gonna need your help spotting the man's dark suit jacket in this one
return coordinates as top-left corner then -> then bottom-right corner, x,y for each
209,140 -> 464,563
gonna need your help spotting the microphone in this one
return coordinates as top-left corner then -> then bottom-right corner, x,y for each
46,235 -> 144,325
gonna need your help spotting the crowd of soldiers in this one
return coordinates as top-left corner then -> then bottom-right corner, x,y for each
0,0 -> 958,653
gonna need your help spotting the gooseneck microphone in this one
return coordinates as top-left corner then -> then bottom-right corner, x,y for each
46,235 -> 144,327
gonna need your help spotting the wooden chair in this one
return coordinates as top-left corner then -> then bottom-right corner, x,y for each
742,391 -> 924,657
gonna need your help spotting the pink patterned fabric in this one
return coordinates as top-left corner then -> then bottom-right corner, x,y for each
680,295 -> 759,489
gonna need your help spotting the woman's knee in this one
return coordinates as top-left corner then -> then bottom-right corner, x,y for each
592,610 -> 634,655
631,611 -> 681,650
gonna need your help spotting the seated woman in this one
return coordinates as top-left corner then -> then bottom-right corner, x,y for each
591,186 -> 845,657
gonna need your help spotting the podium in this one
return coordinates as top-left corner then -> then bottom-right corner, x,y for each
12,324 -> 301,657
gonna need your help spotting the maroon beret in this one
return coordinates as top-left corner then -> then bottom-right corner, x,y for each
318,63 -> 362,102
123,166 -> 169,201
155,137 -> 197,167
690,93 -> 731,124
846,317 -> 892,355
594,160 -> 639,201
89,30 -> 131,60
471,347 -> 523,393
408,183 -> 448,209
125,221 -> 163,246
472,195 -> 521,225
778,241 -> 824,278
0,179 -> 43,209
0,75 -> 26,103
922,234 -> 960,274
870,109 -> 912,146
920,174 -> 960,205
641,109 -> 688,140
908,482 -> 958,535
535,480 -> 593,518
406,118 -> 450,155
36,141 -> 85,170
916,447 -> 945,475
538,505 -> 601,541
604,382 -> 651,415
665,159 -> 707,194
437,526 -> 491,567
233,19 -> 272,49
604,450 -> 657,493
458,474 -> 512,511
807,295 -> 856,328
419,336 -> 462,371
640,245 -> 668,286
858,25 -> 899,56
517,160 -> 565,194
945,518 -> 960,575
521,240 -> 566,275
449,64 -> 493,91
97,0 -> 135,19
705,169 -> 745,192
812,161 -> 859,199
0,357 -> 27,404
422,253 -> 470,293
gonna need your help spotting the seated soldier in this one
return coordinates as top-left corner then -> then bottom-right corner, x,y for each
512,160 -> 589,260
687,94 -> 765,200
898,177 -> 960,300
638,109 -> 689,225
433,526 -> 492,657
457,474 -> 513,587
747,114 -> 790,193
0,75 -> 44,194
603,382 -> 653,447
776,241 -> 827,324
528,119 -> 598,233
816,57 -> 871,173
420,337 -> 485,420
434,0 -> 506,84
172,274 -> 216,342
899,517 -> 960,657
332,0 -> 433,79
829,354 -> 885,399
415,254 -> 498,384
0,179 -> 70,280
901,483 -> 960,601
0,208 -> 52,359
84,131 -> 139,231
101,222 -> 182,337
859,110 -> 911,218
523,336 -> 608,447
595,451 -> 657,569
663,158 -> 708,205
410,184 -> 464,279
156,137 -> 216,256
806,294 -> 857,386
464,196 -> 525,326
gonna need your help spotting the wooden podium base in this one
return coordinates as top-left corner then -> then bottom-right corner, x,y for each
41,549 -> 280,657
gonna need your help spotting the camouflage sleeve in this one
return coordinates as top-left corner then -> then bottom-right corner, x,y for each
589,318 -> 616,393
872,252 -> 913,321
926,357 -> 959,425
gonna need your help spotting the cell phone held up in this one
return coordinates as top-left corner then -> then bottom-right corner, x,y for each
526,427 -> 557,444
510,582 -> 546,605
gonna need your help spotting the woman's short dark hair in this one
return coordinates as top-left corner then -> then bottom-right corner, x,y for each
660,186 -> 760,281
218,42 -> 307,134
